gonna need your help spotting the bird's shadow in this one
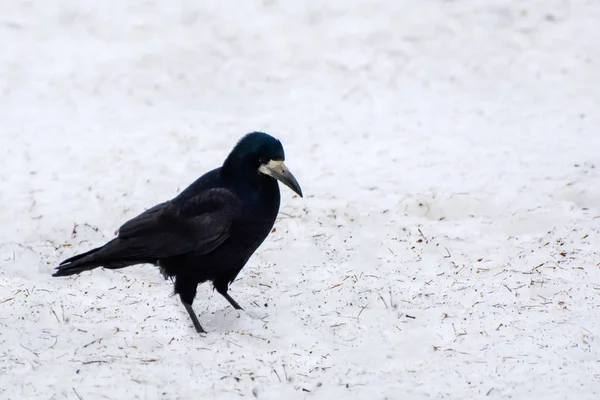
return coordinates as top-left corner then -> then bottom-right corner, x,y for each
200,307 -> 269,333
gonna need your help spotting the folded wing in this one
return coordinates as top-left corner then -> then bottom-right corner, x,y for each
117,188 -> 242,258
53,188 -> 242,276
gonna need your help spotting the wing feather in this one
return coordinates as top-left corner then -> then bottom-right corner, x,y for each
115,189 -> 241,258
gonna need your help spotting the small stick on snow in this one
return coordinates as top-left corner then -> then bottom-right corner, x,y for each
51,308 -> 61,323
20,344 -> 39,358
378,295 -> 389,310
282,363 -> 288,382
82,360 -> 108,365
73,388 -> 83,400
417,228 -> 428,243
272,368 -> 282,382
357,305 -> 367,320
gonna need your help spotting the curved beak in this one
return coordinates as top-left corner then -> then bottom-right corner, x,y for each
259,160 -> 303,197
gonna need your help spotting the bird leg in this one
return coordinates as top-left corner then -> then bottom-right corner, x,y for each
216,286 -> 244,310
181,300 -> 205,333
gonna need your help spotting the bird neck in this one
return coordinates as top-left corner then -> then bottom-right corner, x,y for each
221,160 -> 266,196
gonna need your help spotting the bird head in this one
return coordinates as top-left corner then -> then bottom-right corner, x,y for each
223,132 -> 303,197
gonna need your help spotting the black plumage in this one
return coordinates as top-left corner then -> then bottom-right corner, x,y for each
53,132 -> 303,333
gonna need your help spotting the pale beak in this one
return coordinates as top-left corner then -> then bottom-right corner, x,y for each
259,160 -> 303,197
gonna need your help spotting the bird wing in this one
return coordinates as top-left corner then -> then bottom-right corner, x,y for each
116,188 -> 242,258
116,201 -> 171,238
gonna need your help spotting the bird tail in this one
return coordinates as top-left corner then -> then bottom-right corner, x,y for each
52,238 -> 141,277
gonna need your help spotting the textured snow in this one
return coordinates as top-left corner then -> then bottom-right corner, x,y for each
1,0 -> 600,399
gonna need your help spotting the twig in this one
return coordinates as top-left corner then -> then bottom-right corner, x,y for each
282,363 -> 288,382
327,283 -> 344,290
454,266 -> 465,275
20,344 -> 39,358
417,228 -> 428,243
82,360 -> 108,365
240,332 -> 268,342
357,305 -> 367,320
378,295 -> 388,310
83,339 -> 98,348
51,308 -> 61,323
73,388 -> 83,400
444,247 -> 451,258
389,290 -> 396,309
278,212 -> 298,219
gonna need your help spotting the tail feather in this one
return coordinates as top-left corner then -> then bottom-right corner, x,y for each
53,245 -> 104,276
52,238 -> 141,277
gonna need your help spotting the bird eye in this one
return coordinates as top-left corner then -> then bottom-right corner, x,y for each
259,157 -> 269,164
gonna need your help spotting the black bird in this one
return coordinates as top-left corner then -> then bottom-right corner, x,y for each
53,132 -> 302,333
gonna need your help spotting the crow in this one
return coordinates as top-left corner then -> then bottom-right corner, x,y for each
52,132 -> 302,333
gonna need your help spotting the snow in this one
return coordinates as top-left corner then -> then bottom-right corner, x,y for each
1,0 -> 600,398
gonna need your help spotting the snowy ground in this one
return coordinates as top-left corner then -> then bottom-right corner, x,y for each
1,0 -> 600,399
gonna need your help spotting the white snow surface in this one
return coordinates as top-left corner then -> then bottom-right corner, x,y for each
1,1 -> 600,399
